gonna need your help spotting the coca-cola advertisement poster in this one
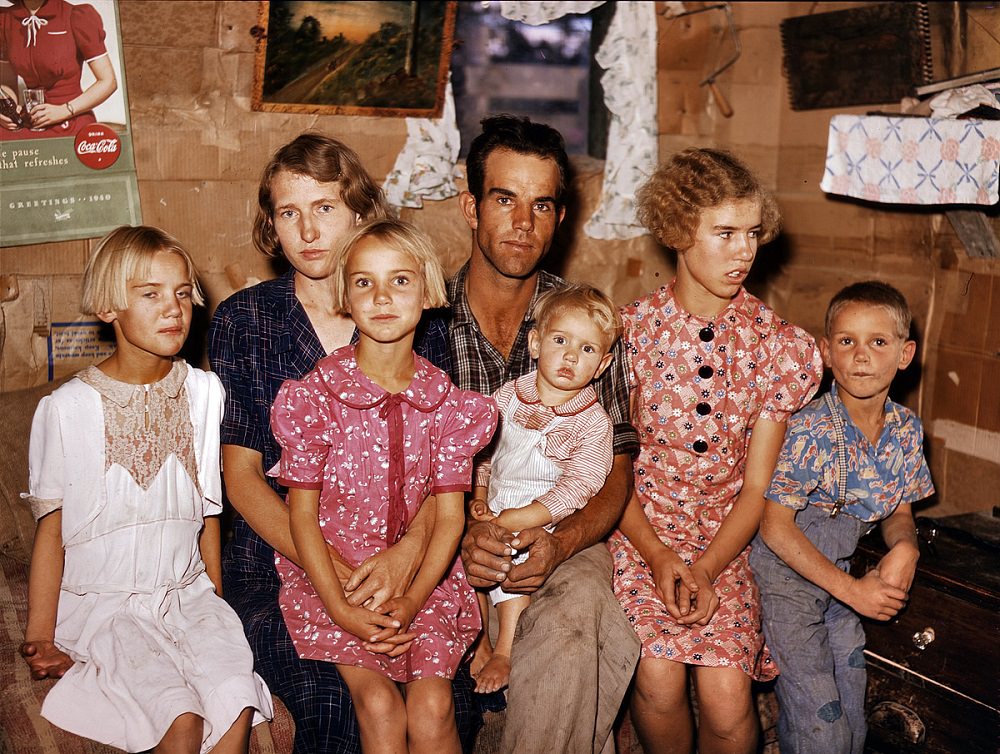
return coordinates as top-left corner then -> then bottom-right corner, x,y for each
0,0 -> 140,247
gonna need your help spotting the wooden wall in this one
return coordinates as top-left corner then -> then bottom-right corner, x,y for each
0,1 -> 997,515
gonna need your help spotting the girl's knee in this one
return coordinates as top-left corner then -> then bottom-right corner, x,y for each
633,660 -> 689,711
354,680 -> 405,723
406,680 -> 455,725
155,712 -> 204,754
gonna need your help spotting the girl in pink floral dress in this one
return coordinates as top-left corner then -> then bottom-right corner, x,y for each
269,218 -> 496,754
609,149 -> 824,754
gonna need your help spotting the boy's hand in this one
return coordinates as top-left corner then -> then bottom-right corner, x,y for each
876,541 -> 919,593
20,640 -> 73,680
469,498 -> 494,522
846,570 -> 908,620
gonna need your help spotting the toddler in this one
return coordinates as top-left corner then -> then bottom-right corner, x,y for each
469,284 -> 619,693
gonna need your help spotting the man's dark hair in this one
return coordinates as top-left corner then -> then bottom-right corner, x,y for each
465,114 -> 572,208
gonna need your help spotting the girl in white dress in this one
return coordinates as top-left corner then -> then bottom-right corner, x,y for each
21,225 -> 273,753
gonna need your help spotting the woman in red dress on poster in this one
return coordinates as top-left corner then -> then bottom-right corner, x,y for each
0,0 -> 117,140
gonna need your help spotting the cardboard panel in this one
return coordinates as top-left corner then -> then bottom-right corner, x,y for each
118,0 -> 218,50
137,179 -> 260,274
716,84 -> 782,147
122,45 -> 205,98
929,346 -> 983,427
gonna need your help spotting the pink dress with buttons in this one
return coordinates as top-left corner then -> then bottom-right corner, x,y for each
608,284 -> 823,680
270,345 -> 497,683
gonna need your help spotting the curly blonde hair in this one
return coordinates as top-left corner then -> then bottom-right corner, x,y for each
636,148 -> 781,251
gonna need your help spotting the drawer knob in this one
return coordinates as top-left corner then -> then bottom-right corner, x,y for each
911,627 -> 935,650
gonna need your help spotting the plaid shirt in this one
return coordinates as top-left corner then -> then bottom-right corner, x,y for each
446,263 -> 638,457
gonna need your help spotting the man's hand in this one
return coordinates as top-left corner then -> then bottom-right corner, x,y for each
503,526 -> 564,594
20,640 -> 73,680
461,519 -> 517,589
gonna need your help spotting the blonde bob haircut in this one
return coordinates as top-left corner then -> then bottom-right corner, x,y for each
81,225 -> 204,315
636,148 -> 781,252
332,218 -> 448,313
532,283 -> 623,352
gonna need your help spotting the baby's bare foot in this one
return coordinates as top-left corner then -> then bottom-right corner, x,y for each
470,643 -> 491,679
473,653 -> 511,694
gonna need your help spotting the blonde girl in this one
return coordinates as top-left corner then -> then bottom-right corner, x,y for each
21,225 -> 272,753
269,218 -> 496,754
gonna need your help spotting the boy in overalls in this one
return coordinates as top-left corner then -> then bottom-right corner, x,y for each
749,281 -> 935,754
468,284 -> 620,694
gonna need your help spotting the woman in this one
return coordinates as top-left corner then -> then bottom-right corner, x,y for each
0,0 -> 117,139
207,132 -> 476,754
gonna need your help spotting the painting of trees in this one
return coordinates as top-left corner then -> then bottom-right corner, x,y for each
252,1 -> 456,117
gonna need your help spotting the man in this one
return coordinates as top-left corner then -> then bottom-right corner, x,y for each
448,114 -> 641,754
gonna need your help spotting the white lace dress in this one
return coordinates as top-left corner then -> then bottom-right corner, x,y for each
25,362 -> 272,753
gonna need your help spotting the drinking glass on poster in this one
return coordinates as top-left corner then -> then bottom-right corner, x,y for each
23,87 -> 45,131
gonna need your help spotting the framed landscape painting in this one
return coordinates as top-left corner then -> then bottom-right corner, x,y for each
252,1 -> 457,118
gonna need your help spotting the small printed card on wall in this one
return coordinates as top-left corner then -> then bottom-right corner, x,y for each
0,0 -> 141,247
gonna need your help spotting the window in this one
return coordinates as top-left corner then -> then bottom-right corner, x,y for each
451,2 -> 594,157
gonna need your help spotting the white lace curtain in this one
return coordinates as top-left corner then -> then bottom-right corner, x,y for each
382,0 -> 658,240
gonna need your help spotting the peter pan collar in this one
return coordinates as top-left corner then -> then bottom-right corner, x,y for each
513,370 -> 599,416
78,360 -> 187,408
319,345 -> 450,413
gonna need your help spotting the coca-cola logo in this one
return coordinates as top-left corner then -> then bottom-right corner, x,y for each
74,125 -> 121,169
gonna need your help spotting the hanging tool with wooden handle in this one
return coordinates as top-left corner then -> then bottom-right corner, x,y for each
662,2 -> 741,118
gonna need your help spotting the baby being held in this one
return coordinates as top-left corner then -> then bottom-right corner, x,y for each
469,284 -> 621,693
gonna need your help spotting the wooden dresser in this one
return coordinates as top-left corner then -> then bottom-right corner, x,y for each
853,511 -> 1000,754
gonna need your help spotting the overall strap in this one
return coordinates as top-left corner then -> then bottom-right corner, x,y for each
824,392 -> 850,518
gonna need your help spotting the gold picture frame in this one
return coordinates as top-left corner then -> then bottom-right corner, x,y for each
251,1 -> 456,118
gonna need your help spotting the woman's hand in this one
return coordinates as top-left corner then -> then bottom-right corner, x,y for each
0,108 -> 21,130
26,103 -> 72,130
344,538 -> 420,611
20,640 -> 73,680
648,546 -> 699,620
